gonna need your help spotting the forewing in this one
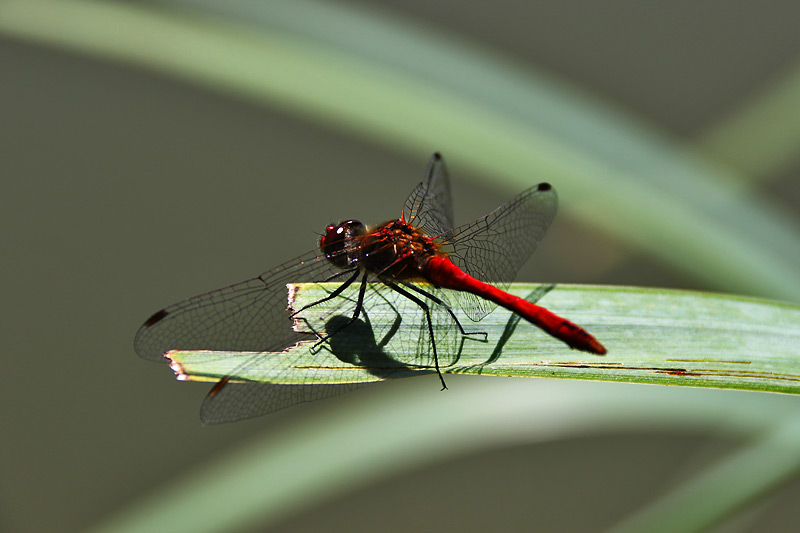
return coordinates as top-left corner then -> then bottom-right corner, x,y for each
134,248 -> 343,361
134,248 -> 377,423
402,153 -> 455,236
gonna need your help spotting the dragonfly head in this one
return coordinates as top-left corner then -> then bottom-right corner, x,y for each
320,219 -> 367,267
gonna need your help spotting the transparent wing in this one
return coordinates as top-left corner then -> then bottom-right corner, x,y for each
196,278 -> 455,424
402,153 -> 454,236
200,382 -> 370,424
134,248 -> 378,423
438,183 -> 558,321
134,248 -> 344,361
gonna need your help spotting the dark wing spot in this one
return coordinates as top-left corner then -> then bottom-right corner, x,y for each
537,183 -> 552,191
208,377 -> 230,398
143,309 -> 169,327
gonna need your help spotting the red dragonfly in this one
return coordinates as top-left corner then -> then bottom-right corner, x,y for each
135,154 -> 605,423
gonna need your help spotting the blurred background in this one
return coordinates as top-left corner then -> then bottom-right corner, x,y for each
2,1 -> 800,531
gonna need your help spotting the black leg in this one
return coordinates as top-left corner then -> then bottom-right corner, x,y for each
290,268 -> 360,319
386,282 -> 448,390
310,272 -> 369,349
401,282 -> 488,341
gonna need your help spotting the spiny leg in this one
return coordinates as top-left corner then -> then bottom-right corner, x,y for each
386,282 -> 447,390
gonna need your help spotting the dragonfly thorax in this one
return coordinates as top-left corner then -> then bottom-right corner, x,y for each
357,219 -> 442,281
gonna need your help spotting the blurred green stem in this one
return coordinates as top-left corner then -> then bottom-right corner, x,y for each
610,415 -> 800,532
695,60 -> 800,182
1,0 -> 800,300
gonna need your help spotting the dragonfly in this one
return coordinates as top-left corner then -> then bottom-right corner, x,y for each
135,153 -> 605,423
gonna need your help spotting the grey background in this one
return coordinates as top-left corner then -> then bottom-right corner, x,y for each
2,1 -> 800,531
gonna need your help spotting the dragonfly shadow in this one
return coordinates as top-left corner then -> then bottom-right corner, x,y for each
323,314 -> 434,380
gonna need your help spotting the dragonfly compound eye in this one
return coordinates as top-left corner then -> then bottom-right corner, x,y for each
320,220 -> 366,266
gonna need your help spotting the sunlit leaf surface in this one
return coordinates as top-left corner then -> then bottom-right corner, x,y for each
168,283 -> 800,394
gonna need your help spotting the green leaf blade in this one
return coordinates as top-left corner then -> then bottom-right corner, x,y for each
168,284 -> 800,395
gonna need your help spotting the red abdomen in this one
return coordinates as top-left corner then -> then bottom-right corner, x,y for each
425,256 -> 606,355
